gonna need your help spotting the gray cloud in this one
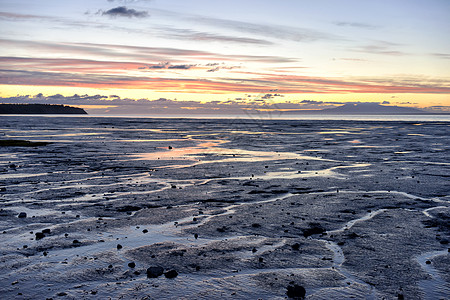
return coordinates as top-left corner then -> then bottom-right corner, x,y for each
151,9 -> 343,43
167,64 -> 196,70
352,41 -> 407,56
432,53 -> 450,59
155,26 -> 272,45
0,38 -> 297,64
102,6 -> 149,18
333,21 -> 378,29
3,93 -> 448,114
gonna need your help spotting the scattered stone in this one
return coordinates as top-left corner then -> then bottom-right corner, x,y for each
35,232 -> 45,240
251,223 -> 261,228
57,292 -> 67,296
11,280 -> 18,285
18,212 -> 27,218
164,270 -> 178,279
259,257 -> 264,263
286,284 -> 306,299
128,262 -> 136,268
142,229 -> 148,234
117,244 -> 123,250
425,260 -> 431,265
42,229 -> 51,234
72,240 -> 80,245
194,233 -> 198,239
146,266 -> 164,278
252,247 -> 257,253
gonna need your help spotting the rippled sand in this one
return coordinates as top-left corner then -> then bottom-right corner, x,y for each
0,116 -> 449,299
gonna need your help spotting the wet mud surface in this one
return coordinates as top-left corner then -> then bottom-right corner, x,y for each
0,116 -> 449,299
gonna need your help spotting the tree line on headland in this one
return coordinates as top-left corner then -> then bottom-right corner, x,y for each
0,104 -> 87,114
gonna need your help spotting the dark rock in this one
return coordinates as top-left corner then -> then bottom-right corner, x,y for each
291,243 -> 300,250
128,262 -> 136,268
117,206 -> 141,212
42,229 -> 51,234
35,232 -> 45,240
286,284 -> 306,299
57,292 -> 67,296
164,270 -> 178,279
72,240 -> 80,245
142,229 -> 148,234
117,244 -> 123,250
216,226 -> 228,232
302,223 -> 326,237
251,223 -> 261,228
194,233 -> 198,239
426,260 -> 431,264
18,212 -> 27,218
252,247 -> 257,253
147,266 -> 164,278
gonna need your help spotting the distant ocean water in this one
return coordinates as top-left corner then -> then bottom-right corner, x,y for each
4,114 -> 448,122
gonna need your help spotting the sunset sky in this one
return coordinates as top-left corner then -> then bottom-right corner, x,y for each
1,0 -> 449,114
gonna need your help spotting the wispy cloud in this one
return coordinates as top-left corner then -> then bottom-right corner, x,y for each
1,67 -> 449,95
154,26 -> 273,45
0,39 -> 296,64
432,53 -> 450,59
152,9 -> 343,43
0,11 -> 54,20
333,21 -> 378,29
352,41 -> 407,56
101,6 -> 149,18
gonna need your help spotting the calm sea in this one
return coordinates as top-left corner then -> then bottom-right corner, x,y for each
3,114 -> 448,122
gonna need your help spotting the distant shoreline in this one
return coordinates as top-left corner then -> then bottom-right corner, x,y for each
0,103 -> 87,114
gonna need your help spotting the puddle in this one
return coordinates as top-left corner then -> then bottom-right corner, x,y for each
416,250 -> 450,300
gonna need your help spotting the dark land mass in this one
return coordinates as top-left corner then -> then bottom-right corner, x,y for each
288,103 -> 446,115
320,103 -> 429,114
0,103 -> 87,114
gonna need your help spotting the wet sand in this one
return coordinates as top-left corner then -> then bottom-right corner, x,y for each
0,116 -> 449,299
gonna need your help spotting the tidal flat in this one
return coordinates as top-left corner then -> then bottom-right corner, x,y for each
0,116 -> 449,299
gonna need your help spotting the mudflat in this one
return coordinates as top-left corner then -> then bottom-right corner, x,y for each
0,116 -> 449,299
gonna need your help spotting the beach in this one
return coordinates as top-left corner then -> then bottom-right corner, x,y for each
0,116 -> 449,299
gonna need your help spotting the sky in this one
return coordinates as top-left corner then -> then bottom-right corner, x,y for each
0,0 -> 449,114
